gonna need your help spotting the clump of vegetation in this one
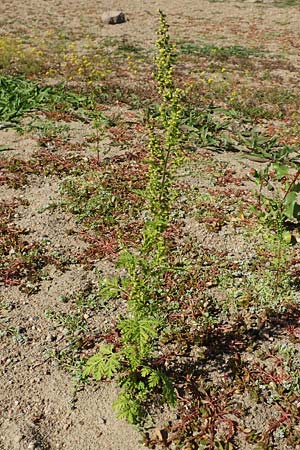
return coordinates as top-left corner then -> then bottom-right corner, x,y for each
178,42 -> 264,59
0,75 -> 88,124
0,35 -> 46,76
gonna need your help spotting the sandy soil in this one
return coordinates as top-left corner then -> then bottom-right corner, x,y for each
1,0 -> 300,449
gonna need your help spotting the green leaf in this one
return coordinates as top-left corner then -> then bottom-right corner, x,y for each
199,440 -> 210,446
293,202 -> 300,221
282,230 -> 292,244
100,276 -> 122,300
148,370 -> 161,388
160,371 -> 177,406
283,191 -> 299,220
0,75 -> 87,124
114,391 -> 143,424
117,249 -> 137,271
290,182 -> 300,193
272,162 -> 289,180
120,317 -> 159,357
131,188 -> 148,199
83,344 -> 121,380
140,365 -> 152,377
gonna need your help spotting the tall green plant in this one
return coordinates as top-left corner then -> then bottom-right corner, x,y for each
84,11 -> 183,424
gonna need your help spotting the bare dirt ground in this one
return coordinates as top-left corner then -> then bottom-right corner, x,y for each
1,0 -> 300,449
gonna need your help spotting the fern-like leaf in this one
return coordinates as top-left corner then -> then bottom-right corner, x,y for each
140,365 -> 152,378
83,344 -> 121,380
160,371 -> 177,406
100,276 -> 122,300
120,317 -> 159,358
114,391 -> 144,424
148,369 -> 161,388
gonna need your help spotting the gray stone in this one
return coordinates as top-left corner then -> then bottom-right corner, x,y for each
101,11 -> 126,25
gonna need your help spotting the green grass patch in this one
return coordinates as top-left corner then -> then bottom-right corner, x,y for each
275,0 -> 300,6
178,42 -> 264,59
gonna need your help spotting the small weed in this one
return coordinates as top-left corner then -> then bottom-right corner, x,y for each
45,287 -> 110,380
25,118 -> 70,137
59,48 -> 111,83
180,105 -> 229,150
46,310 -> 87,336
242,342 -> 300,447
217,144 -> 300,325
116,39 -> 144,57
235,86 -> 299,121
61,174 -> 118,227
88,107 -> 111,163
0,76 -> 56,123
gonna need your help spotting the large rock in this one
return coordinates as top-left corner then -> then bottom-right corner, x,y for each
101,11 -> 126,25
